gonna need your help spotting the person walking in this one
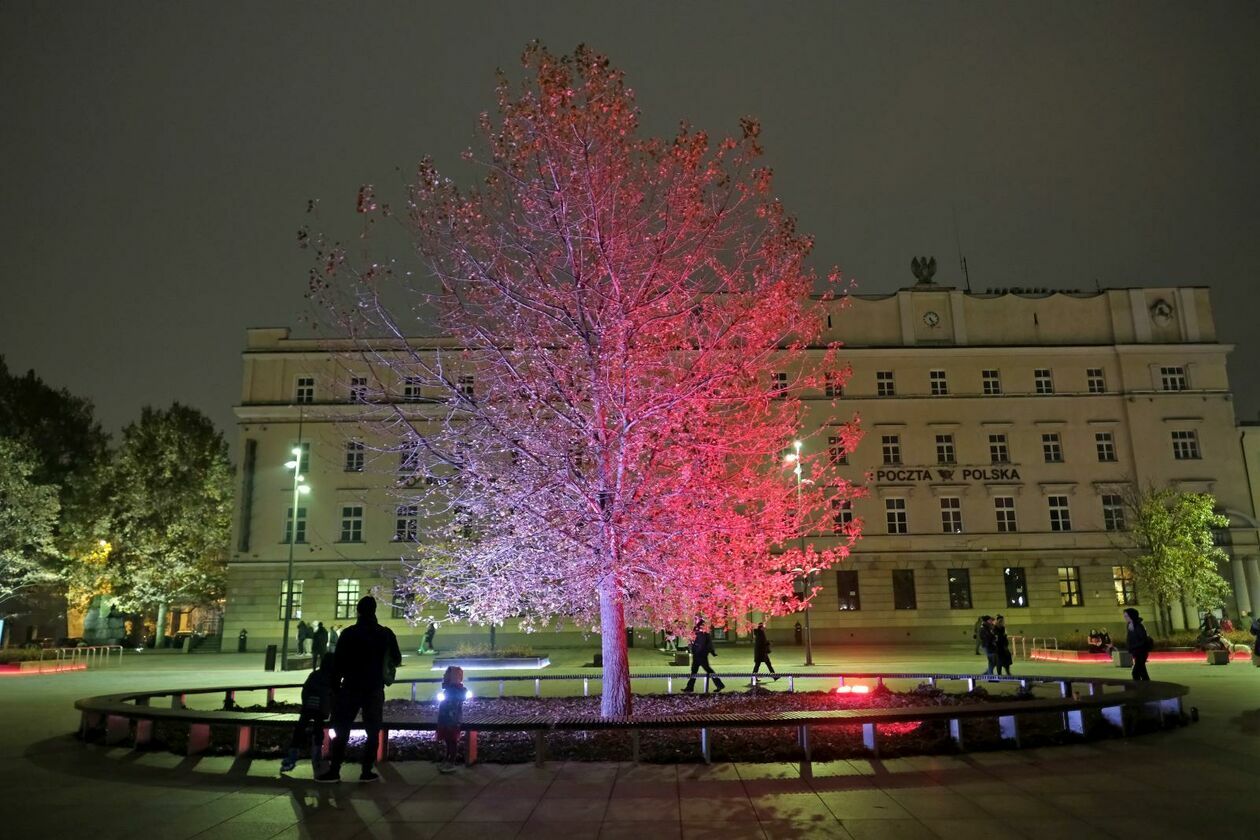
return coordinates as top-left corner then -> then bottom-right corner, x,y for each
419,623 -> 437,654
978,615 -> 997,675
681,620 -> 724,694
316,596 -> 403,783
994,615 -> 1013,676
296,620 -> 310,655
311,621 -> 328,669
1124,608 -> 1154,681
750,622 -> 777,683
972,615 -> 984,656
436,665 -> 468,773
281,652 -> 335,774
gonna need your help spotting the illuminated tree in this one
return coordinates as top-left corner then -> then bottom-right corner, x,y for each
0,437 -> 61,609
312,44 -> 861,715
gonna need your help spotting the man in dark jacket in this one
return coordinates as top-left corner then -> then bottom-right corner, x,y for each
296,620 -> 310,655
316,596 -> 402,783
1124,608 -> 1154,681
750,622 -> 777,682
682,620 -> 724,694
311,621 -> 329,670
978,616 -> 997,675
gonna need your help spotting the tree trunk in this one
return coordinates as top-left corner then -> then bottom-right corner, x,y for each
155,601 -> 168,648
598,585 -> 632,718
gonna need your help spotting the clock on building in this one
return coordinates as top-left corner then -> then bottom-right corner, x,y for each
923,311 -> 941,327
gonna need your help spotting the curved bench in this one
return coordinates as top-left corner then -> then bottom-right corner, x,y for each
75,670 -> 1188,777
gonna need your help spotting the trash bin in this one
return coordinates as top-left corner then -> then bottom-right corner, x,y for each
1112,650 -> 1132,668
264,644 -> 278,671
238,629 -> 248,653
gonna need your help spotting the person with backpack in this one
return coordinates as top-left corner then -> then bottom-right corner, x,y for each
316,596 -> 402,783
681,620 -> 724,694
1124,607 -> 1154,681
281,652 -> 335,774
749,622 -> 777,683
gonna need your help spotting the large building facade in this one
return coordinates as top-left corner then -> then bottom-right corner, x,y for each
224,284 -> 1258,649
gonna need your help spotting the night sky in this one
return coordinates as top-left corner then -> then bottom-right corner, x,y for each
3,2 -> 1258,445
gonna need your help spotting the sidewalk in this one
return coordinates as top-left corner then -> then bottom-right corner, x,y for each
2,646 -> 1255,839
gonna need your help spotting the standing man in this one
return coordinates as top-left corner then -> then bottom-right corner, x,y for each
296,620 -> 310,655
316,596 -> 402,783
1123,608 -> 1153,681
328,624 -> 339,653
750,622 -> 777,682
972,615 -> 984,656
978,615 -> 997,675
681,620 -> 724,694
311,621 -> 329,669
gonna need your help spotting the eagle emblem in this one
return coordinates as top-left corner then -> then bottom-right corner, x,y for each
911,256 -> 937,284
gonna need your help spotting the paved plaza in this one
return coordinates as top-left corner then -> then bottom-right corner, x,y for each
2,645 -> 1256,839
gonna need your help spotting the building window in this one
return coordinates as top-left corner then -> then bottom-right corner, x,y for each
339,505 -> 364,542
994,496 -> 1017,532
1087,368 -> 1106,394
1003,566 -> 1029,607
947,569 -> 973,610
824,372 -> 844,398
403,376 -> 424,402
1048,495 -> 1072,532
929,369 -> 948,396
827,435 -> 848,466
457,375 -> 475,399
988,434 -> 1010,464
940,497 -> 963,533
1113,565 -> 1139,605
283,507 -> 308,544
885,498 -> 908,534
892,569 -> 917,610
344,440 -> 365,472
1095,432 -> 1116,463
836,570 -> 860,610
391,581 -> 408,619
1160,366 -> 1188,391
278,579 -> 304,620
1102,494 -> 1126,531
876,370 -> 896,397
349,376 -> 368,403
395,504 -> 418,541
1171,430 -> 1201,460
982,369 -> 1002,395
1034,368 -> 1054,395
881,435 -> 902,465
398,442 -> 422,476
935,434 -> 956,465
335,578 -> 361,620
1058,566 -> 1083,607
290,441 -> 311,475
1041,433 -> 1063,463
295,376 -> 315,404
771,372 -> 788,399
831,498 -> 853,534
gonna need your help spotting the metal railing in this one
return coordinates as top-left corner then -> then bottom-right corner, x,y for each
1029,636 -> 1059,658
39,645 -> 124,669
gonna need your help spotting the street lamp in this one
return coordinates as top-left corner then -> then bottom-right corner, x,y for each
279,446 -> 310,670
784,440 -> 815,666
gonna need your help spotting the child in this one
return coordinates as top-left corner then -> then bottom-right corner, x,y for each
436,665 -> 468,773
281,652 -> 335,773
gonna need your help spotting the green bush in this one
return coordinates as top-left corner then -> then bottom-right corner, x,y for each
1056,628 -> 1252,651
447,643 -> 539,658
0,648 -> 49,664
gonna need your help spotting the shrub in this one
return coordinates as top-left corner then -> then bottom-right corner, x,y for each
0,648 -> 48,664
448,643 -> 539,658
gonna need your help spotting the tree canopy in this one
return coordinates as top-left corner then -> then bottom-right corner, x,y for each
0,437 -> 61,608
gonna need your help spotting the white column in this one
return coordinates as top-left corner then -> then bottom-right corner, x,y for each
1245,558 -> 1260,621
1231,557 -> 1253,618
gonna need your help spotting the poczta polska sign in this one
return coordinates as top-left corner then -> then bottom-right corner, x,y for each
874,467 -> 1021,482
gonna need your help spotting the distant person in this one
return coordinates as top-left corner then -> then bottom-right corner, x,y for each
750,622 -> 777,682
316,597 -> 402,784
419,623 -> 437,654
328,624 -> 339,652
682,620 -> 724,694
978,615 -> 997,676
994,615 -> 1013,676
311,621 -> 328,669
436,665 -> 468,773
296,620 -> 310,655
1124,608 -> 1154,681
972,615 -> 984,656
281,652 -> 335,774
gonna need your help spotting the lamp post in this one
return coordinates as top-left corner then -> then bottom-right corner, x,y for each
279,446 -> 310,670
785,440 -> 815,666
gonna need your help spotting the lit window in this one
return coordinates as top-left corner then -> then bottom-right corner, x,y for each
876,370 -> 896,397
1087,368 -> 1106,394
982,369 -> 1002,395
885,498 -> 908,534
827,435 -> 848,466
395,505 -> 418,541
881,435 -> 901,466
1171,430 -> 1201,460
1003,566 -> 1029,607
278,579 -> 304,620
335,578 -> 361,620
1034,369 -> 1054,395
935,434 -> 956,465
988,434 -> 1010,464
1057,566 -> 1083,607
295,376 -> 315,404
1095,432 -> 1116,463
892,569 -> 917,610
339,505 -> 364,543
1048,495 -> 1072,532
947,569 -> 973,610
1113,565 -> 1138,605
283,506 -> 308,544
1042,433 -> 1063,463
344,440 -> 365,472
940,497 -> 963,533
836,570 -> 861,610
1160,366 -> 1188,391
994,497 -> 1017,533
1102,494 -> 1126,531
929,369 -> 948,396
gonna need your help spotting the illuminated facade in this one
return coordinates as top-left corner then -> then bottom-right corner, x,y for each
224,285 -> 1257,648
